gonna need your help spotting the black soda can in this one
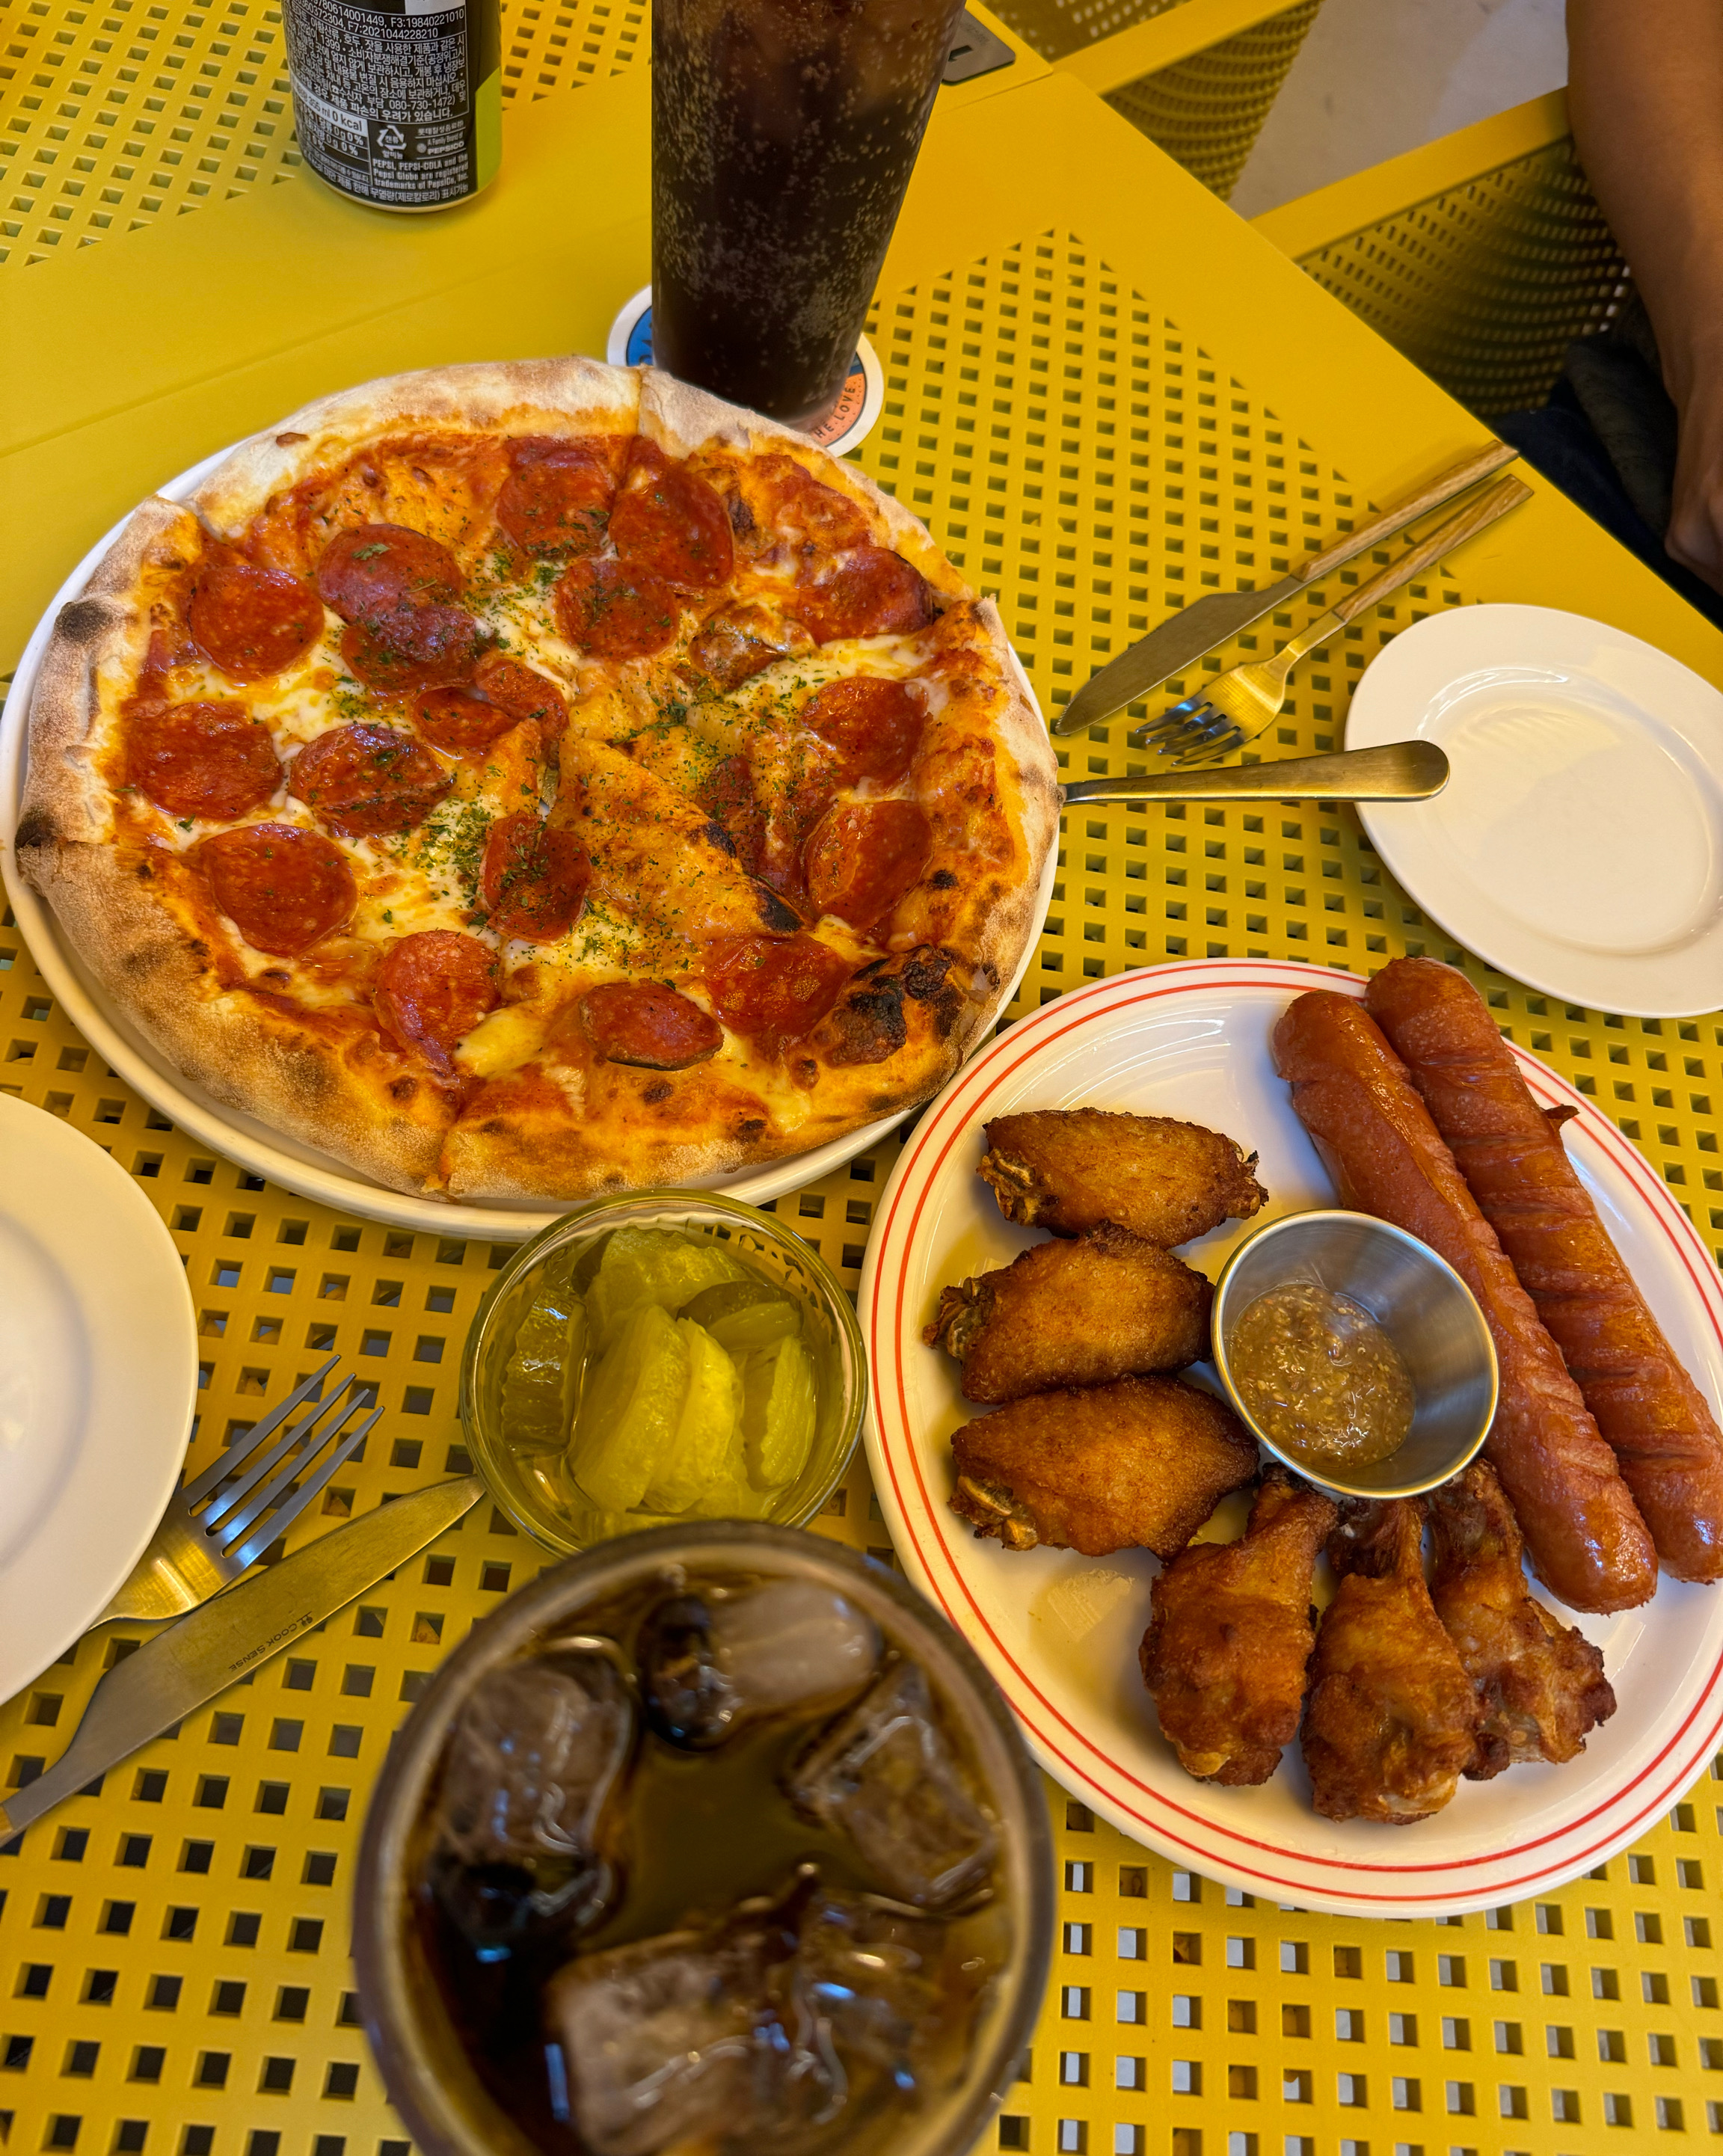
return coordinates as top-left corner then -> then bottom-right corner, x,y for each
283,0 -> 502,212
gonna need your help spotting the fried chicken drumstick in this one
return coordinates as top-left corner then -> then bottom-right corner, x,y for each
977,1109 -> 1267,1246
1140,1469 -> 1339,1786
1429,1462 -> 1616,1778
949,1374 -> 1258,1557
926,1225 -> 1213,1403
1302,1499 -> 1482,1823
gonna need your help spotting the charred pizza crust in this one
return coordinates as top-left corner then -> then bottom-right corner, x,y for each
19,357 -> 1057,1202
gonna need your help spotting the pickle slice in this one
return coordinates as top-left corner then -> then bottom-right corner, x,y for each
738,1335 -> 817,1491
500,1247 -> 586,1454
642,1318 -> 743,1514
568,1302 -> 689,1512
681,1278 -> 803,1354
692,1471 -> 773,1521
586,1226 -> 749,1351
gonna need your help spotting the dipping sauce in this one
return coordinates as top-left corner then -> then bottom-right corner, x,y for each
1228,1280 -> 1414,1472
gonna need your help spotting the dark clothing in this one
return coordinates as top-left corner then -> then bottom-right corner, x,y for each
1497,296 -> 1723,630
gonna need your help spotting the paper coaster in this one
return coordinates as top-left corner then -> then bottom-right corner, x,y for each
606,286 -> 884,455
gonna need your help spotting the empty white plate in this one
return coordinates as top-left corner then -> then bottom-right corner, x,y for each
1345,604 -> 1723,1016
0,1096 -> 196,1705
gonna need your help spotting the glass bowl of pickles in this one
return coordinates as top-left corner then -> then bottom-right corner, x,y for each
461,1192 -> 867,1552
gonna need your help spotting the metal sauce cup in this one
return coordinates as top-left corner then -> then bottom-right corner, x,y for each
353,1521 -> 1054,2156
1211,1209 -> 1499,1499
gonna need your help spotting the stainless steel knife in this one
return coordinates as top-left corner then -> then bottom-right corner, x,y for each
0,1475 -> 484,1838
1051,439 -> 1520,738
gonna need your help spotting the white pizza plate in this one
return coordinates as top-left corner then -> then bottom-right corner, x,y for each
1345,604 -> 1723,1019
0,446 -> 1055,1238
0,1093 -> 197,1708
859,959 -> 1723,1917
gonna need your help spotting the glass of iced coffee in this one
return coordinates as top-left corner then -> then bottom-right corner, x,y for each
652,0 -> 967,429
354,1520 -> 1054,2156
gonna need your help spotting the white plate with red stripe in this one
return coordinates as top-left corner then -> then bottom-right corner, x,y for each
859,959 -> 1723,1917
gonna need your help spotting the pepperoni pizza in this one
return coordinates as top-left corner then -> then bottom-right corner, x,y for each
19,358 -> 1058,1201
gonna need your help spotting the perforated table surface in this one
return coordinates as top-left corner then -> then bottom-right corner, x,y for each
4,16 -> 1723,2156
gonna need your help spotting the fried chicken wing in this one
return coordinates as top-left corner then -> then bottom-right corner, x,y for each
949,1375 -> 1258,1558
1429,1462 -> 1616,1778
926,1224 -> 1213,1403
1140,1469 -> 1339,1785
1302,1500 -> 1481,1823
977,1109 -> 1267,1246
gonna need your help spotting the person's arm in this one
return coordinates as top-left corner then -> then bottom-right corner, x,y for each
1568,0 -> 1723,587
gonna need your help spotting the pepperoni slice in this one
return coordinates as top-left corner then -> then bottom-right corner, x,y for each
801,675 -> 925,785
316,525 -> 463,623
188,562 -> 323,684
759,455 -> 871,552
126,699 -> 281,820
698,753 -> 767,877
580,981 -> 723,1070
703,933 -> 853,1044
288,722 -> 452,838
803,799 -> 932,930
414,684 -> 520,755
340,602 -> 483,695
473,651 -> 567,741
795,547 -> 933,644
375,930 -> 500,1076
494,437 -> 622,556
144,621 -> 197,676
479,812 -> 590,942
414,654 -> 566,755
611,443 -> 735,591
193,823 -> 356,956
687,603 -> 811,692
553,556 -> 680,660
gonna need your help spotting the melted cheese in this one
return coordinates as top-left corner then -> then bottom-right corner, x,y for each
97,464 -> 956,1084
457,1001 -> 554,1078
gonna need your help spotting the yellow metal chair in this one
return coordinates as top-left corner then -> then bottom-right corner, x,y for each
1252,87 -> 1631,420
996,0 -> 1326,199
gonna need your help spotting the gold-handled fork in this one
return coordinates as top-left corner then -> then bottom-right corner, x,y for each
1135,473 -> 1533,764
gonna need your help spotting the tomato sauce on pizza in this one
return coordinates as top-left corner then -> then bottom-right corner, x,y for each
19,358 -> 1057,1200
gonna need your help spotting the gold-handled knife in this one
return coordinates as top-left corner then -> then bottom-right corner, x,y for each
0,1476 -> 484,1840
1060,739 -> 1448,807
1050,439 -> 1520,738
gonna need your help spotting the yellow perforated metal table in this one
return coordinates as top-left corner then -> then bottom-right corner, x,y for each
3,13 -> 1723,2156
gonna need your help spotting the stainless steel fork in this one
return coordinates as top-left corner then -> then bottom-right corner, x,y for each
94,1357 -> 381,1626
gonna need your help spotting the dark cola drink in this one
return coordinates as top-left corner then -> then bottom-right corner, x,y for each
417,1572 -> 1012,2156
652,0 -> 965,429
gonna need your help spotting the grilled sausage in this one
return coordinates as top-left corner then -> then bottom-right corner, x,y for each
1366,956 -> 1723,1582
1271,989 -> 1656,1613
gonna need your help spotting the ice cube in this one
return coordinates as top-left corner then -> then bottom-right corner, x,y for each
638,1580 -> 882,1749
790,1887 -> 942,2095
787,1659 -> 995,1909
432,1644 -> 633,1953
548,1873 -> 940,2156
547,1891 -> 799,2156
